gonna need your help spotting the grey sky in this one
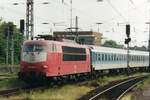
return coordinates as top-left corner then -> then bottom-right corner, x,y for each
0,0 -> 150,46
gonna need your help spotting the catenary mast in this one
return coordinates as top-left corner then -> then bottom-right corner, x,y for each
26,0 -> 34,40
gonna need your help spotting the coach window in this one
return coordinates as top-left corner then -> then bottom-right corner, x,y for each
114,54 -> 116,61
98,54 -> 100,61
116,54 -> 118,61
100,53 -> 102,61
100,54 -> 102,61
103,53 -> 105,61
123,55 -> 125,61
95,53 -> 98,61
97,53 -> 99,61
109,54 -> 111,61
120,55 -> 122,61
109,54 -> 110,61
131,55 -> 133,61
101,53 -> 103,61
113,54 -> 115,61
104,54 -> 106,61
107,54 -> 109,61
113,54 -> 114,61
118,55 -> 120,61
98,53 -> 100,61
124,55 -> 126,61
121,55 -> 123,61
110,54 -> 112,61
115,54 -> 117,61
120,55 -> 121,61
130,55 -> 132,61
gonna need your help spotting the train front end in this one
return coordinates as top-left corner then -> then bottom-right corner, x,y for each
19,40 -> 49,81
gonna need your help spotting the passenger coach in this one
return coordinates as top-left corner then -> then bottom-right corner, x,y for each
90,46 -> 149,71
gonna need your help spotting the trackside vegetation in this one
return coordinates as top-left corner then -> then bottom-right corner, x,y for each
0,19 -> 23,65
1,73 -> 147,100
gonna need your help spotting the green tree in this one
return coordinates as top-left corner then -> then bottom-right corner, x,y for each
103,40 -> 118,48
0,21 -> 23,65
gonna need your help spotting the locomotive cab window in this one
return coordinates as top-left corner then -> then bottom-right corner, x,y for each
23,44 -> 47,52
62,46 -> 86,61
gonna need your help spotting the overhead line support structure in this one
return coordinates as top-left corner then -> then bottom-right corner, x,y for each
26,0 -> 34,40
146,22 -> 150,71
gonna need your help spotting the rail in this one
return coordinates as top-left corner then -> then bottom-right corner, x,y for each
78,74 -> 149,100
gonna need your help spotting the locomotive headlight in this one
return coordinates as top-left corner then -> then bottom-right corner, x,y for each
43,65 -> 48,68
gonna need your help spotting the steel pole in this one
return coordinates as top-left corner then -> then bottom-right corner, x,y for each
6,28 -> 9,66
148,22 -> 150,71
146,22 -> 150,71
10,36 -> 14,73
127,43 -> 130,75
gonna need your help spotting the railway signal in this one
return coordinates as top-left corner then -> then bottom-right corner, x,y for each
125,24 -> 131,75
20,19 -> 25,34
126,24 -> 130,38
124,38 -> 131,44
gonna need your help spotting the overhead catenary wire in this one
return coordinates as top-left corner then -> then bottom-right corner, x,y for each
0,0 -> 149,35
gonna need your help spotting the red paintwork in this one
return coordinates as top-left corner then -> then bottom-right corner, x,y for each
20,40 -> 91,78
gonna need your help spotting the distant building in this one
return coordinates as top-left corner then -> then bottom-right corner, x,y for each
53,31 -> 103,46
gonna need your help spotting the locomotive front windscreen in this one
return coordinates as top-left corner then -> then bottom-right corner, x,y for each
23,44 -> 47,52
22,44 -> 47,63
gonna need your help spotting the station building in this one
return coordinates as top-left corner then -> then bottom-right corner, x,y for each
53,31 -> 103,46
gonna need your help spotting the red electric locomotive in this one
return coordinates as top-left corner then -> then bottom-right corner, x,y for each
19,40 -> 91,80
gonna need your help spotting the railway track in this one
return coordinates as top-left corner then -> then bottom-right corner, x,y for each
0,77 -> 12,81
0,74 -> 17,81
0,84 -> 47,97
78,74 -> 149,100
0,74 -> 148,98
